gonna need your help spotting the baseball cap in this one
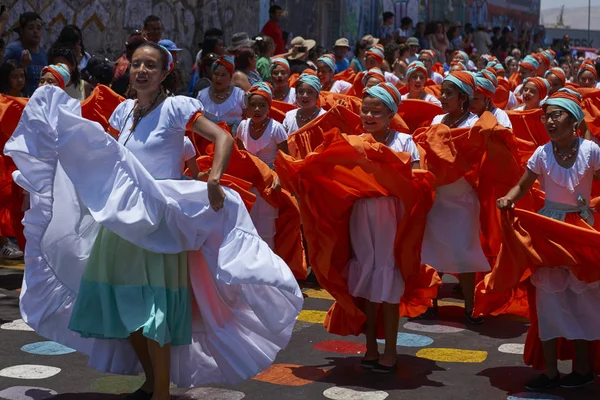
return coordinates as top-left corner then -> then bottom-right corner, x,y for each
158,39 -> 182,52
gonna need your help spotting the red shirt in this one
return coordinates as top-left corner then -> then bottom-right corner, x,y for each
261,20 -> 285,55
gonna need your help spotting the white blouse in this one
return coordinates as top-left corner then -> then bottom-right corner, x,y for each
236,119 -> 288,165
432,112 -> 479,128
401,93 -> 442,107
277,87 -> 296,105
110,96 -> 203,180
282,108 -> 327,134
327,80 -> 352,94
197,86 -> 246,130
375,131 -> 420,162
384,71 -> 400,85
430,72 -> 444,84
492,107 -> 512,129
181,136 -> 197,174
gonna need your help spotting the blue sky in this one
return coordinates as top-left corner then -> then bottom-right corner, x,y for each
540,0 -> 592,10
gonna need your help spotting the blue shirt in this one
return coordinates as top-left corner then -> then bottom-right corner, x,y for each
335,58 -> 349,74
3,41 -> 48,96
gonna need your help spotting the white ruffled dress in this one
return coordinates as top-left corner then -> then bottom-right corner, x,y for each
421,113 -> 491,274
4,86 -> 303,386
196,86 -> 246,134
527,138 -> 600,341
346,132 -> 421,304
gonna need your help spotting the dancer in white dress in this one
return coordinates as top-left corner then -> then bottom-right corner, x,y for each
316,54 -> 352,94
470,72 -> 512,128
400,61 -> 442,106
282,72 -> 326,134
362,67 -> 385,89
349,82 -> 420,374
512,77 -> 549,112
270,57 -> 296,104
418,50 -> 443,84
497,88 -> 600,391
544,67 -> 566,96
422,71 -> 487,324
237,82 -> 289,249
576,59 -> 598,89
4,43 -> 303,400
364,45 -> 400,85
197,55 -> 246,134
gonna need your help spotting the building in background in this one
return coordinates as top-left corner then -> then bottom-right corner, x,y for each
541,4 -> 600,49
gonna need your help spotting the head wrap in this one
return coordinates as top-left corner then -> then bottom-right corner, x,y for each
317,54 -> 336,73
545,67 -> 566,86
366,46 -> 385,64
212,55 -> 235,76
444,71 -> 476,99
578,59 -> 598,80
504,56 -> 515,68
538,50 -> 554,69
362,67 -> 385,86
543,88 -> 585,123
364,82 -> 402,113
41,63 -> 71,89
523,77 -> 550,100
519,55 -> 540,72
158,44 -> 175,73
486,61 -> 498,69
270,57 -> 290,74
450,61 -> 467,71
493,63 -> 506,75
406,61 -> 428,80
419,49 -> 435,62
475,73 -> 496,98
246,82 -> 273,107
297,70 -> 322,92
454,50 -> 469,65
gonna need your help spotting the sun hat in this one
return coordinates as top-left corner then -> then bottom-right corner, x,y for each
227,32 -> 255,52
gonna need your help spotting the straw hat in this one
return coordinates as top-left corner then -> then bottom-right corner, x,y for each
288,36 -> 316,60
334,38 -> 351,49
228,32 -> 255,52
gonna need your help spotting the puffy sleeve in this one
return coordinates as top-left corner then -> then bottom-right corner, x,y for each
183,137 -> 196,161
589,141 -> 600,172
526,145 -> 544,175
236,119 -> 248,143
168,96 -> 204,132
272,121 -> 289,144
108,100 -> 132,133
282,110 -> 294,133
400,134 -> 420,162
431,114 -> 444,125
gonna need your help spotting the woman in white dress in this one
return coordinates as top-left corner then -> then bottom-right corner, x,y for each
270,57 -> 296,104
401,61 -> 442,106
5,42 -> 303,400
422,71 -> 488,324
497,89 -> 600,391
350,82 -> 420,373
362,67 -> 385,89
470,72 -> 512,129
282,72 -> 326,134
38,63 -> 71,90
418,50 -> 443,84
316,54 -> 352,94
544,67 -> 566,96
197,55 -> 246,134
237,82 -> 289,248
576,59 -> 599,89
364,45 -> 400,85
512,77 -> 549,111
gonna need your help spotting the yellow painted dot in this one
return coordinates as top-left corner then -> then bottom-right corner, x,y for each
437,300 -> 464,308
303,289 -> 335,301
416,348 -> 488,363
298,310 -> 327,324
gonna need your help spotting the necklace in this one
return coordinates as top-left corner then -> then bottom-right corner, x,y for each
297,108 -> 320,125
322,81 -> 334,92
212,86 -> 231,101
273,87 -> 290,101
553,139 -> 579,161
375,129 -> 394,146
130,92 -> 163,132
443,111 -> 470,129
250,118 -> 270,133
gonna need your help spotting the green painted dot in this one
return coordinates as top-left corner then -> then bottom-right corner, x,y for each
90,375 -> 145,394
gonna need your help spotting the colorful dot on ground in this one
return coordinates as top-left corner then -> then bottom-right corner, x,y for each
377,332 -> 434,347
437,300 -> 465,308
21,341 -> 76,356
90,375 -> 145,394
416,348 -> 488,363
181,387 -> 245,399
507,393 -> 564,400
498,343 -> 525,355
323,387 -> 389,400
0,365 -> 61,380
0,386 -> 58,399
403,321 -> 465,334
313,339 -> 366,354
298,310 -> 327,324
1,319 -> 34,331
253,363 -> 329,387
303,288 -> 335,300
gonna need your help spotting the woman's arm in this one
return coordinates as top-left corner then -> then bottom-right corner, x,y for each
232,71 -> 251,91
497,168 -> 538,209
185,158 -> 201,179
191,115 -> 234,210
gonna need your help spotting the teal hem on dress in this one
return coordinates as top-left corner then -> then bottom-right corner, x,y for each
68,280 -> 192,347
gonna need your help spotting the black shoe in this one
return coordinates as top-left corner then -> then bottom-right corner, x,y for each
360,358 -> 379,369
411,306 -> 438,320
525,373 -> 560,391
560,371 -> 595,388
125,389 -> 153,400
372,361 -> 398,374
465,310 -> 484,325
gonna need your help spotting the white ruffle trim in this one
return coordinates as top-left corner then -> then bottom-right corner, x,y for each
4,86 -> 303,387
537,139 -> 592,191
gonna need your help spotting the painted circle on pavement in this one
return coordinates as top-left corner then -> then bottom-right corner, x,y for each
323,387 -> 389,400
0,365 -> 61,380
403,321 -> 465,334
0,386 -> 58,399
416,348 -> 488,363
498,343 -> 525,355
1,319 -> 34,332
21,341 -> 76,356
377,332 -> 434,347
313,340 -> 366,354
507,393 -> 564,400
182,387 -> 245,399
90,375 -> 145,394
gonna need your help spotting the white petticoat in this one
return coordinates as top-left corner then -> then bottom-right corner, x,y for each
421,177 -> 490,274
346,197 -> 405,304
3,86 -> 303,387
249,187 -> 278,250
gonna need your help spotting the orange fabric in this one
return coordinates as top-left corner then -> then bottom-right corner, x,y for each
432,62 -> 444,76
506,109 -> 549,165
333,68 -> 356,83
493,84 -> 510,110
347,71 -> 366,97
397,99 -> 443,134
275,129 -> 440,336
80,85 -> 125,132
270,100 -> 297,123
475,209 -> 600,373
508,71 -> 521,91
288,73 -> 300,89
196,145 -> 307,280
579,88 -> 600,139
319,91 -> 363,114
